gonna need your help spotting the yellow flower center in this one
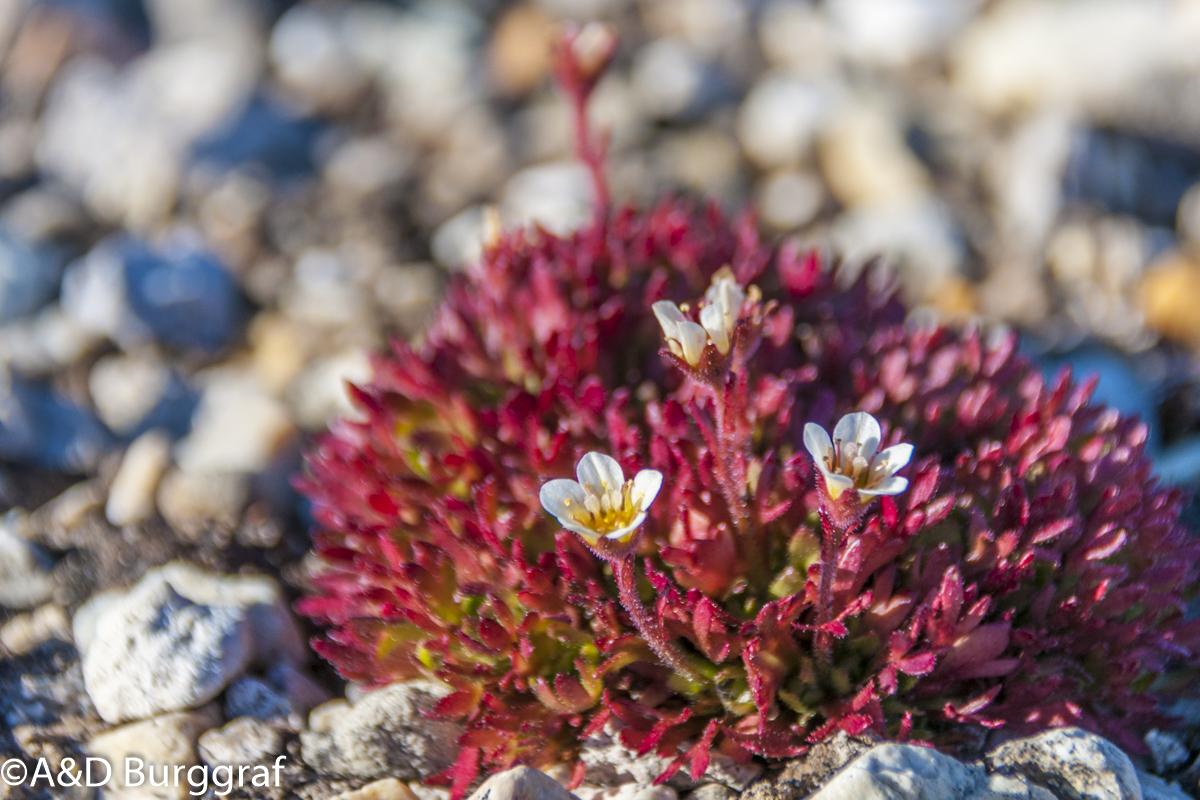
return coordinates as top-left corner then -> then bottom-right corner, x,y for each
563,479 -> 641,533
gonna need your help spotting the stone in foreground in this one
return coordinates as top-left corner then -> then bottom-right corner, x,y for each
468,766 -> 573,800
986,728 -> 1142,800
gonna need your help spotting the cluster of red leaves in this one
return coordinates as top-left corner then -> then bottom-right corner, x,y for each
297,201 -> 1200,794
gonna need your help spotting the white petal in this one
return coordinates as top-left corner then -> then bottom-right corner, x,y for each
874,443 -> 914,476
604,511 -> 647,541
652,301 -> 685,338
834,412 -> 881,460
631,469 -> 663,511
539,479 -> 588,524
803,423 -> 833,464
822,471 -> 856,500
860,476 -> 909,497
562,520 -> 602,542
576,452 -> 625,497
677,320 -> 709,366
699,303 -> 730,354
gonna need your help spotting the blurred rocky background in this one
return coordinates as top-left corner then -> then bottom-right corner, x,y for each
6,0 -> 1200,797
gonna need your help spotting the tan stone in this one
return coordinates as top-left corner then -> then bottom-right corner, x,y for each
335,778 -> 422,800
1140,253 -> 1200,344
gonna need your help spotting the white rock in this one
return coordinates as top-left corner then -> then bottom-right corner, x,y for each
300,681 -> 462,780
819,101 -> 930,208
759,170 -> 824,231
575,785 -> 678,800
80,562 -> 304,723
981,772 -> 1058,800
89,352 -> 171,436
581,722 -> 761,791
830,199 -> 963,296
156,468 -> 249,541
173,370 -> 293,474
336,778 -> 423,800
106,430 -> 172,526
82,578 -> 253,723
270,4 -> 368,113
632,38 -> 703,119
0,603 -> 70,655
737,73 -> 833,169
984,111 -> 1072,250
501,162 -> 594,236
0,510 -> 54,610
288,349 -> 373,430
826,0 -> 984,67
468,766 -> 573,800
758,1 -> 837,75
326,136 -> 414,197
807,743 -> 985,800
950,0 -> 1200,115
87,706 -> 222,800
60,239 -> 140,346
198,716 -> 283,767
432,205 -> 488,271
986,727 -> 1142,800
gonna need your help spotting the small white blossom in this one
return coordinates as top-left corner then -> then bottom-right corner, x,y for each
652,268 -> 747,366
652,302 -> 709,366
803,412 -> 913,501
539,452 -> 663,545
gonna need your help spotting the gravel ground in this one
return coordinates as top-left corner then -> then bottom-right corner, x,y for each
4,0 -> 1200,798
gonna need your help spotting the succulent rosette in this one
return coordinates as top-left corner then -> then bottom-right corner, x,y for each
296,28 -> 1200,798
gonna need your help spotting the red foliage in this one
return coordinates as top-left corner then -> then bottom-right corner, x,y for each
297,195 -> 1200,787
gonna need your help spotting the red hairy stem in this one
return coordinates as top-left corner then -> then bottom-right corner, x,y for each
709,378 -> 765,587
815,507 -> 843,670
612,556 -> 703,683
554,24 -> 615,220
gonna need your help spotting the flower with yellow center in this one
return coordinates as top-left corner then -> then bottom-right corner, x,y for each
652,268 -> 747,367
539,452 -> 663,545
803,412 -> 913,501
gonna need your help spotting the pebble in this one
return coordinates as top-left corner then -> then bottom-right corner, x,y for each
105,429 -> 172,526
288,349 -> 373,431
432,205 -> 488,271
88,352 -> 171,436
488,3 -> 556,98
156,468 -> 249,542
631,38 -> 703,120
87,706 -> 222,800
736,73 -> 832,169
575,785 -> 678,800
1138,771 -> 1192,800
819,101 -> 931,208
270,4 -> 368,114
121,237 -> 245,354
0,509 -> 55,609
1140,253 -> 1200,345
805,743 -> 985,800
224,663 -> 331,722
336,778 -> 423,800
467,766 -> 573,800
300,681 -> 462,780
759,170 -> 825,231
1145,730 -> 1189,775
78,562 -> 304,722
986,727 -> 1142,800
0,226 -> 58,323
0,378 -> 114,471
740,732 -> 880,800
172,369 -> 293,474
198,716 -> 284,767
501,162 -> 594,236
581,722 -> 762,791
0,603 -> 70,655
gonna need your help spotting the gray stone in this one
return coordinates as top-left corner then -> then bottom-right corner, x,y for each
335,778 -> 423,800
82,578 -> 254,723
740,731 -> 880,800
684,785 -> 735,800
156,469 -> 249,542
985,727 -> 1142,800
581,722 -> 761,791
79,562 -> 305,722
1138,771 -> 1190,800
0,510 -> 54,609
979,773 -> 1058,800
198,716 -> 284,767
467,766 -> 573,800
574,785 -> 677,800
300,681 -> 462,780
1145,730 -> 1188,775
225,663 -> 331,722
805,744 -> 985,800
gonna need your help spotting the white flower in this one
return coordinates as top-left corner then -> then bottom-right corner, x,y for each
539,452 -> 664,544
803,412 -> 913,501
653,301 -> 710,367
700,267 -> 745,355
652,268 -> 747,366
